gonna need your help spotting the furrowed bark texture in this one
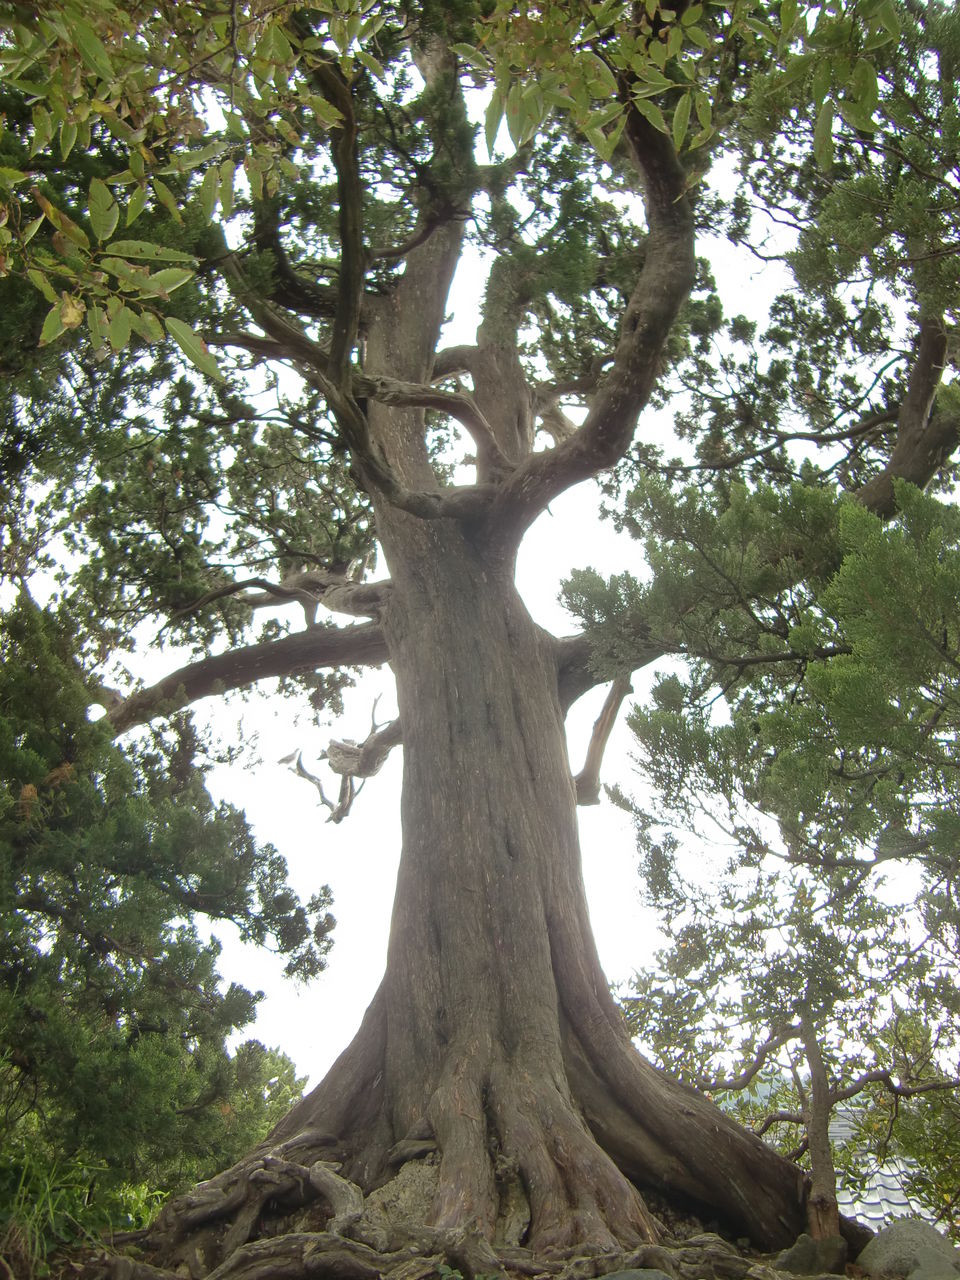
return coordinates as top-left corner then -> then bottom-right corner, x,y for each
264,535 -> 806,1254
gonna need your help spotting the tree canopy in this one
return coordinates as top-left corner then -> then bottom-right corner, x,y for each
0,0 -> 958,1277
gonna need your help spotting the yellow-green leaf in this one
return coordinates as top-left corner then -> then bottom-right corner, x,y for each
108,304 -> 133,352
672,92 -> 691,150
89,177 -> 120,241
59,292 -> 85,329
28,269 -> 58,303
151,178 -> 183,224
633,97 -> 668,133
38,302 -> 65,346
139,265 -> 195,298
60,120 -> 78,161
126,185 -> 148,227
165,316 -> 224,381
105,240 -> 196,263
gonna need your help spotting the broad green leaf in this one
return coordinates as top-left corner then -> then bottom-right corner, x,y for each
126,185 -> 148,227
876,0 -> 900,37
850,59 -> 879,114
87,304 -> 107,354
129,309 -> 165,343
589,102 -> 625,132
108,304 -> 134,352
306,94 -> 343,128
485,88 -> 504,158
672,92 -> 691,150
779,0 -> 799,48
839,102 -> 878,133
60,120 -> 78,161
245,157 -> 264,202
219,160 -> 236,220
694,91 -> 712,129
450,43 -> 489,74
152,178 -> 183,224
104,240 -> 196,263
21,215 -> 44,245
165,317 -> 224,381
813,99 -> 835,169
73,21 -> 114,82
578,51 -> 618,98
685,26 -> 712,51
632,97 -> 669,134
0,167 -> 28,187
38,302 -> 65,346
139,266 -> 195,298
356,49 -> 385,80
199,168 -> 220,221
30,105 -> 53,155
505,81 -> 524,148
779,52 -> 814,89
88,177 -> 120,242
812,61 -> 831,107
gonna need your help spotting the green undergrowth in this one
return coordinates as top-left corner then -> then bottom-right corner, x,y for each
0,1141 -> 162,1280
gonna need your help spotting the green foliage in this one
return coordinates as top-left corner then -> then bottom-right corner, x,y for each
0,597 -> 316,1225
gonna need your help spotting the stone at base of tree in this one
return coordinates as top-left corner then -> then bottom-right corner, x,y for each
774,1233 -> 848,1275
856,1219 -> 960,1280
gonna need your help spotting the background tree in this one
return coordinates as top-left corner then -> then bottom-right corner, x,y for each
0,0 -> 958,1277
0,596 -> 320,1269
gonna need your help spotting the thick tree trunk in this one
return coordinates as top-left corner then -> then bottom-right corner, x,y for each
252,523 -> 808,1256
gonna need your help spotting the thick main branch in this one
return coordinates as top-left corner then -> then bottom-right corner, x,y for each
484,110 -> 696,552
108,622 -> 389,734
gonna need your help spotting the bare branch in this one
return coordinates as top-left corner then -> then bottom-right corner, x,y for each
168,572 -> 392,626
107,622 -> 389,734
753,1110 -> 804,1138
432,345 -> 477,381
574,677 -> 632,805
556,632 -> 667,714
857,313 -> 959,515
288,716 -> 403,823
484,109 -> 696,551
696,1027 -> 801,1094
831,1068 -> 960,1105
358,374 -> 513,475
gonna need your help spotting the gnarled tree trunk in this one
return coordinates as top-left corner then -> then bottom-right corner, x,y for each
272,530 -> 807,1250
143,526 -> 807,1278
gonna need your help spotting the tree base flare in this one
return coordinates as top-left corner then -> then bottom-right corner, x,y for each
84,1197 -> 862,1280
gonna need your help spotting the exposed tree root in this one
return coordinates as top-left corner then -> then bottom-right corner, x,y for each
88,1203 -> 856,1280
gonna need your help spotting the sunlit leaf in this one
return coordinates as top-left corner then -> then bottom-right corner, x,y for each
165,316 -> 224,381
88,177 -> 120,242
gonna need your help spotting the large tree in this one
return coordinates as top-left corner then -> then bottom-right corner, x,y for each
1,0 -> 958,1276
